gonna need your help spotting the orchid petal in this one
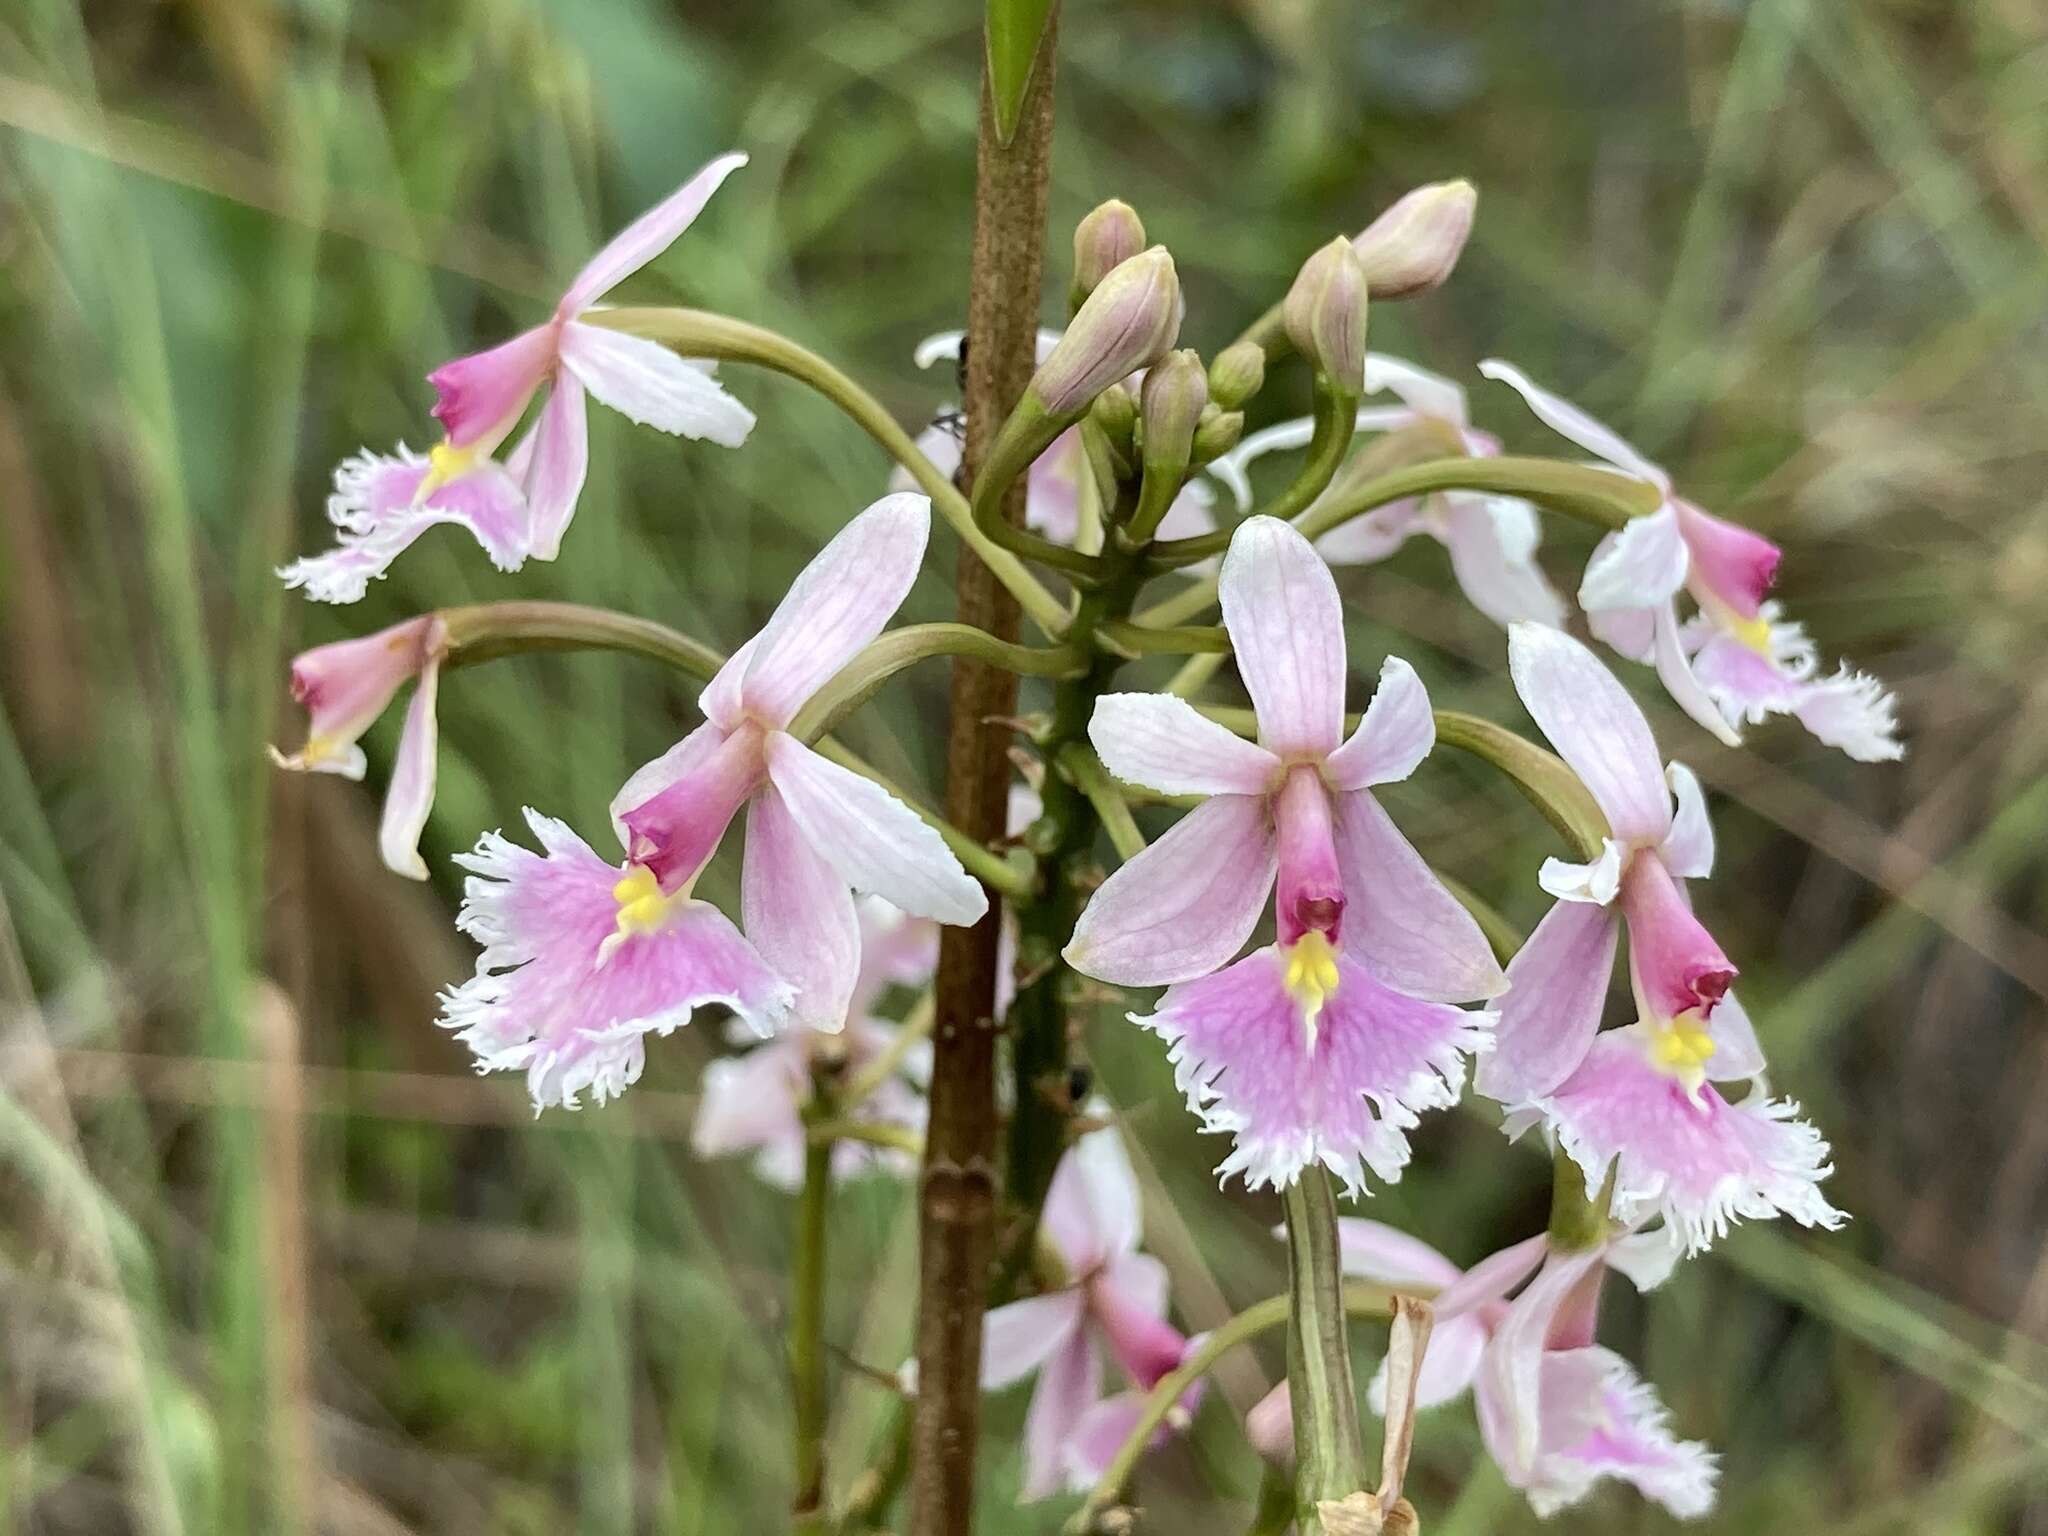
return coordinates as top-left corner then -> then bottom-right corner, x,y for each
1332,789 -> 1507,1002
1653,601 -> 1744,746
280,448 -> 527,604
440,811 -> 792,1110
1477,898 -> 1619,1105
1578,505 -> 1689,613
378,648 -> 442,880
559,321 -> 754,445
1041,1125 -> 1143,1273
427,325 -> 558,448
608,722 -> 730,852
1477,1246 -> 1603,1482
743,787 -> 862,1033
1431,1234 -> 1548,1321
1022,1333 -> 1102,1500
764,735 -> 987,926
1441,495 -> 1569,629
1368,1313 -> 1491,1413
1477,360 -> 1670,491
1335,1219 -> 1464,1290
981,1291 -> 1088,1390
1507,623 -> 1672,845
739,491 -> 931,729
1138,946 -> 1492,1196
1219,516 -> 1348,757
1365,352 -> 1468,425
521,374 -> 590,562
1706,989 -> 1768,1083
1506,1347 -> 1719,1519
1658,762 -> 1714,879
1586,599 -> 1658,663
1063,794 -> 1277,987
559,151 -> 747,315
1205,417 -> 1321,512
692,1040 -> 807,1188
1325,656 -> 1434,790
1087,693 -> 1280,797
1538,838 -> 1627,906
1604,1224 -> 1684,1293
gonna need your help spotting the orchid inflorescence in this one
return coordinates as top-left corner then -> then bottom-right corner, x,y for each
275,144 -> 1892,1532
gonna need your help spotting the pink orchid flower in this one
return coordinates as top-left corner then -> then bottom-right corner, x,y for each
1482,624 -> 1845,1251
1204,354 -> 1568,628
1251,1219 -> 1717,1520
1480,359 -> 1901,760
610,491 -> 984,1027
282,154 -> 756,603
1064,516 -> 1506,1193
437,492 -> 986,1109
901,331 -> 1214,548
975,1126 -> 1204,1499
269,614 -> 447,879
692,897 -> 936,1187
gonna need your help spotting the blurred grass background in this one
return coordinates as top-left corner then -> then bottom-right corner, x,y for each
2,0 -> 2047,1530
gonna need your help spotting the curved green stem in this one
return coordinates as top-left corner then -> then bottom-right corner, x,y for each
588,307 -> 1069,636
1063,1282 -> 1393,1536
438,601 -> 1038,900
1132,451 -> 1662,628
789,623 -> 1085,741
1057,743 -> 1145,861
837,992 -> 934,1112
1093,619 -> 1232,657
970,402 -> 1112,581
1430,710 -> 1610,861
1147,384 -> 1359,568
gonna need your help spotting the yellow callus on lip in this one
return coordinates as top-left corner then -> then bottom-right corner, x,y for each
598,866 -> 687,966
1283,931 -> 1342,1050
1647,1012 -> 1717,1099
420,438 -> 482,498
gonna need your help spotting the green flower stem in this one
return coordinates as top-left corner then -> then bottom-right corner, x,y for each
1146,382 -> 1358,569
1131,447 -> 1661,628
791,1098 -> 835,1536
437,601 -> 1036,900
587,306 -> 1070,636
1282,1170 -> 1371,1534
1430,710 -> 1611,861
1547,1145 -> 1618,1252
970,399 -> 1113,580
789,623 -> 1085,742
1057,743 -> 1145,861
837,991 -> 935,1112
1063,1280 -> 1394,1536
805,1119 -> 925,1157
1093,619 -> 1232,657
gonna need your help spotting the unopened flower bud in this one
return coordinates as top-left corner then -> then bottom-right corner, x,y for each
1191,404 -> 1244,463
1284,237 -> 1370,394
1244,1382 -> 1295,1466
1090,380 -> 1138,444
1070,199 -> 1147,309
1207,341 -> 1266,410
1030,247 -> 1180,418
1139,349 -> 1206,475
1353,179 -> 1476,299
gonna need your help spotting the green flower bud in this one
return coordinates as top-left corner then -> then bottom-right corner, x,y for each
1070,199 -> 1147,309
1030,247 -> 1181,418
1283,237 -> 1370,394
1353,179 -> 1476,299
1207,340 -> 1267,410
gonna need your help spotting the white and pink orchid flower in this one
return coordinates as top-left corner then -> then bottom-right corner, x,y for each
269,613 -> 448,879
1064,516 -> 1505,1193
1251,1219 -> 1716,1520
611,492 -> 985,1026
1480,359 -> 1901,760
283,154 -> 756,603
1483,624 -> 1845,1251
975,1126 -> 1204,1499
1203,354 -> 1567,628
437,493 -> 987,1110
901,331 -> 1214,549
692,897 -> 936,1187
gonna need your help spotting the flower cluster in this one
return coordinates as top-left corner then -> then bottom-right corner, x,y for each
270,151 -> 1892,1525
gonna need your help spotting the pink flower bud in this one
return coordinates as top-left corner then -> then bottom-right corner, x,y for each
1139,348 -> 1207,475
1245,1382 -> 1296,1465
1030,247 -> 1181,418
1071,199 -> 1147,306
1352,180 -> 1476,300
1284,237 -> 1370,394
